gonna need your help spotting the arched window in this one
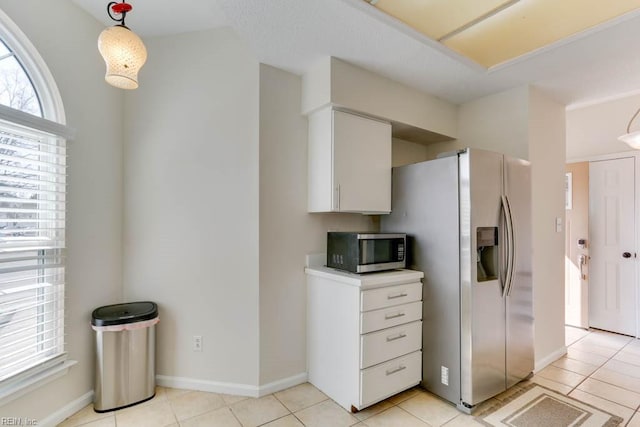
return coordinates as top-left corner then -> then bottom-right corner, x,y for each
0,10 -> 73,401
0,39 -> 41,116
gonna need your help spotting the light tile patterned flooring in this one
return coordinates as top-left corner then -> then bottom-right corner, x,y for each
59,327 -> 640,427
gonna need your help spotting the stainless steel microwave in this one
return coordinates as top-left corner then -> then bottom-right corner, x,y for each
327,232 -> 406,273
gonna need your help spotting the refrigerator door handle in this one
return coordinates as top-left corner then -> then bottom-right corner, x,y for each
501,195 -> 516,298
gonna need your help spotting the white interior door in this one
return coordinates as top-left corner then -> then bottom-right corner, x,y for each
589,157 -> 636,336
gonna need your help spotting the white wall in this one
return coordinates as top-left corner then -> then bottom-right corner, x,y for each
123,29 -> 261,388
392,138 -> 431,167
567,94 -> 640,159
529,88 -> 567,368
302,57 -> 458,139
424,86 -> 530,160
0,0 -> 123,420
258,64 -> 374,386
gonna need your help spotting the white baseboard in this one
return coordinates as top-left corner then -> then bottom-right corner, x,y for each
38,372 -> 307,426
156,375 -> 260,397
534,346 -> 568,373
156,372 -> 308,398
258,372 -> 308,397
39,390 -> 93,427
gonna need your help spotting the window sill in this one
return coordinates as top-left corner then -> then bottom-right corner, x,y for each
0,359 -> 77,407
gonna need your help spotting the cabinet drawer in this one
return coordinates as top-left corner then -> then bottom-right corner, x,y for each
361,282 -> 422,312
360,351 -> 421,409
360,301 -> 422,334
361,321 -> 422,369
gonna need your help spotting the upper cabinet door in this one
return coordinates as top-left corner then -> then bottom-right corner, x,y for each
333,110 -> 391,213
308,107 -> 391,214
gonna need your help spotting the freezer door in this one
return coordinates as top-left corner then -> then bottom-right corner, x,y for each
460,149 -> 506,407
504,155 -> 534,387
380,156 -> 461,405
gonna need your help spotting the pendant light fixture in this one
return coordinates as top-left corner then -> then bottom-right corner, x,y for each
97,1 -> 147,90
619,106 -> 640,149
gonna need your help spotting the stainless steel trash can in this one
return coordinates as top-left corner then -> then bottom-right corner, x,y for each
92,301 -> 159,412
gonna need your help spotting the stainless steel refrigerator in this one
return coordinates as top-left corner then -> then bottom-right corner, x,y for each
381,148 -> 533,413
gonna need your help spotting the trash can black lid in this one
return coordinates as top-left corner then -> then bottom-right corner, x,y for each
91,301 -> 158,326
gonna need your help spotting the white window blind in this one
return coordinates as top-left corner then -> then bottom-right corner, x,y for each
0,109 -> 68,389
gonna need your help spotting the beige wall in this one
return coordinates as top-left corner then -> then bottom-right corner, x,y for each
565,162 -> 589,262
567,94 -> 640,159
302,57 -> 458,139
424,86 -> 530,160
529,87 -> 567,368
0,0 -> 124,420
258,64 -> 375,385
565,162 -> 589,326
392,138 -> 431,167
123,29 -> 261,387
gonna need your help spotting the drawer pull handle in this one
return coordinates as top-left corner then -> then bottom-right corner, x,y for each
386,365 -> 407,376
388,292 -> 408,300
386,333 -> 407,342
385,312 -> 405,320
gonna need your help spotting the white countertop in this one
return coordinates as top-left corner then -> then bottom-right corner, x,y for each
305,266 -> 423,289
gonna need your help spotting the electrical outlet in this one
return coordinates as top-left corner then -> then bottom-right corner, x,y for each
193,335 -> 203,352
441,366 -> 449,386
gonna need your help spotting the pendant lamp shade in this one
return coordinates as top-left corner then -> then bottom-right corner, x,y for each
618,130 -> 640,150
98,25 -> 147,90
619,106 -> 640,150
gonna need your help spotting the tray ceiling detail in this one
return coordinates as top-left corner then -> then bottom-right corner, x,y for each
368,0 -> 640,68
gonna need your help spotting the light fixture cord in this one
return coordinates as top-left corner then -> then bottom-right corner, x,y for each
627,106 -> 640,133
106,1 -> 128,27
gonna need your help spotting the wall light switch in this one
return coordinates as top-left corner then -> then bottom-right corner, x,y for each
555,217 -> 563,233
193,335 -> 203,352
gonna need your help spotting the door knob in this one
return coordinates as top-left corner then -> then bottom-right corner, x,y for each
623,252 -> 632,258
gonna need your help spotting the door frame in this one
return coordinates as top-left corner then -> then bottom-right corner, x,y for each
567,150 -> 640,338
564,163 -> 588,329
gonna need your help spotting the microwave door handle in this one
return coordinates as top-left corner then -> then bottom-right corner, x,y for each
361,239 -> 368,267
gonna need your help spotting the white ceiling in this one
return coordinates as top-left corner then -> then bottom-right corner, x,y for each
71,0 -> 229,37
72,0 -> 640,107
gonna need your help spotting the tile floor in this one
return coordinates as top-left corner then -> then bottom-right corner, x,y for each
58,327 -> 640,427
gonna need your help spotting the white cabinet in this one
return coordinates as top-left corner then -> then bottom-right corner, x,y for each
305,267 -> 424,412
307,107 -> 391,214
